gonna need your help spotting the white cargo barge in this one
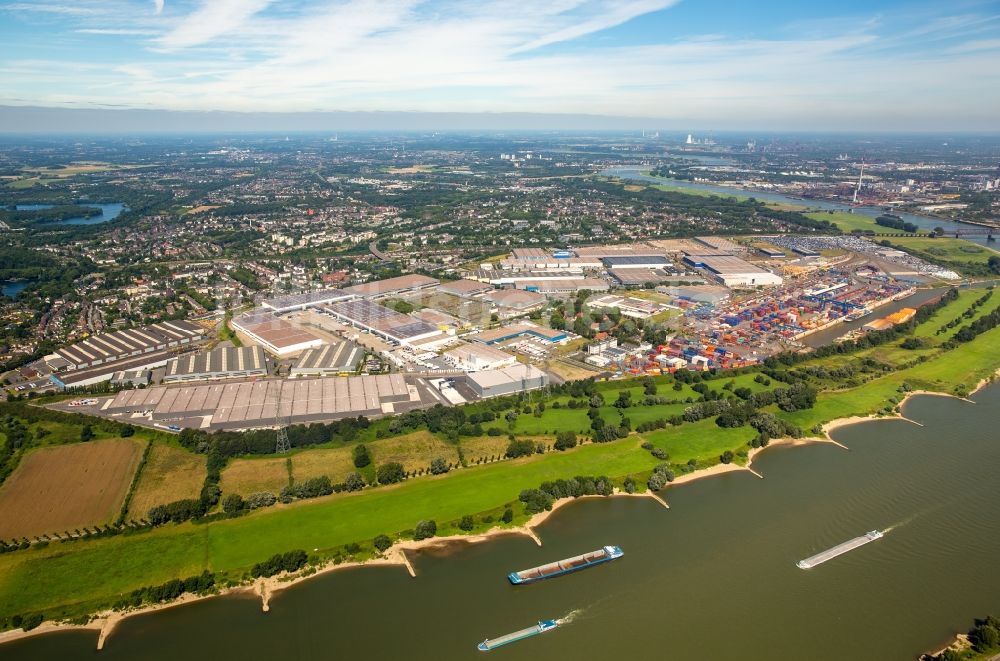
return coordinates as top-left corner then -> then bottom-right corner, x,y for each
797,530 -> 883,569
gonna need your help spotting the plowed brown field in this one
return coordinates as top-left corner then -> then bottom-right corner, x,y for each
0,439 -> 143,540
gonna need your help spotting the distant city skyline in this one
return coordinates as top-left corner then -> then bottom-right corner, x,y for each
1,0 -> 999,131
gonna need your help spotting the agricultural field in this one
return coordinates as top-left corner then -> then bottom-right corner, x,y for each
0,438 -> 143,540
368,430 -> 460,472
126,444 -> 207,521
290,447 -> 355,483
219,457 -> 290,498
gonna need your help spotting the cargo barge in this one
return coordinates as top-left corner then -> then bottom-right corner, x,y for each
508,545 -> 623,584
478,619 -> 558,651
797,530 -> 883,569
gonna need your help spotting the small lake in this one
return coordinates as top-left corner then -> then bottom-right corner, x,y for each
13,203 -> 126,225
1,279 -> 34,298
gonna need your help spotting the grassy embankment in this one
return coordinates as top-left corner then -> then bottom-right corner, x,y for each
2,293 -> 1000,623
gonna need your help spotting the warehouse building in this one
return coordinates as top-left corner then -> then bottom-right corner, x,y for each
231,311 -> 325,356
438,279 -> 493,298
45,320 -> 207,388
49,320 -> 206,371
588,294 -> 668,319
601,255 -> 671,270
102,374 -> 415,430
466,364 -> 548,398
163,345 -> 271,383
444,343 -> 518,371
683,254 -> 783,288
290,340 -> 364,377
260,288 -> 354,313
472,323 -> 568,345
484,289 -> 546,316
342,274 -> 439,300
323,299 -> 443,346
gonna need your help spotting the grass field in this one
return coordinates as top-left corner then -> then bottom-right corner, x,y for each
808,211 -> 906,234
219,457 -> 290,497
126,444 -> 207,521
639,420 -> 753,464
368,431 -> 460,472
460,435 -> 513,464
0,435 -> 658,621
0,439 -> 143,540
889,237 -> 1000,267
290,447 -> 356,483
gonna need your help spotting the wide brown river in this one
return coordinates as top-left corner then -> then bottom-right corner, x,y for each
5,387 -> 1000,660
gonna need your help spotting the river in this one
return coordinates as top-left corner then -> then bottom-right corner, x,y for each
6,386 -> 1000,660
601,167 -> 995,248
13,202 -> 126,225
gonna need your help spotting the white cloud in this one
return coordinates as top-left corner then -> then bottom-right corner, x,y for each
1,0 -> 999,129
153,0 -> 164,15
2,2 -> 99,14
157,0 -> 274,49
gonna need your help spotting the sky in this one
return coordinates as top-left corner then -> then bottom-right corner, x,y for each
0,0 -> 999,130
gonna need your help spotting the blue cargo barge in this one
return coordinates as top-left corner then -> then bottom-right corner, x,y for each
508,545 -> 623,585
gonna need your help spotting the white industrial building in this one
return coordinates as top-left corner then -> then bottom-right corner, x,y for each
444,343 -> 518,371
466,364 -> 549,398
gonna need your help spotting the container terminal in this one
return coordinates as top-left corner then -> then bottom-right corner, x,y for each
797,530 -> 884,569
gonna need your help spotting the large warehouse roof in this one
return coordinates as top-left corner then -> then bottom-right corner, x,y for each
325,299 -> 440,343
54,320 -> 205,369
260,288 -> 354,312
164,345 -> 270,381
232,312 -> 324,354
291,341 -> 364,374
342,274 -> 439,299
104,374 -> 412,429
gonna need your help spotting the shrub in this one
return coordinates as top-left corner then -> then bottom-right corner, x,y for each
352,444 -> 371,468
251,550 -> 308,578
458,515 -> 474,531
414,519 -> 437,541
429,457 -> 449,475
373,534 -> 393,552
623,476 -> 636,493
246,492 -> 276,510
650,447 -> 668,460
501,507 -> 514,523
647,472 -> 665,491
222,493 -> 245,515
720,450 -> 735,464
344,472 -> 365,491
505,438 -> 535,458
377,462 -> 405,484
554,431 -> 577,451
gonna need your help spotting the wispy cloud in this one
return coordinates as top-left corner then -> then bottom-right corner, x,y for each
157,0 -> 276,49
0,0 -> 998,129
2,2 -> 99,15
153,0 -> 164,15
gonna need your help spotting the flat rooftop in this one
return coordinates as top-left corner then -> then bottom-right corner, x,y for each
342,274 -> 439,298
292,341 -> 364,372
232,313 -> 324,349
165,345 -> 270,379
261,288 -> 354,312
